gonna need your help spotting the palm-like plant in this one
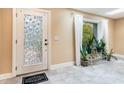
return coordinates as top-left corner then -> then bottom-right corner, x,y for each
80,47 -> 88,61
83,23 -> 94,54
86,36 -> 94,54
105,49 -> 117,61
80,47 -> 89,66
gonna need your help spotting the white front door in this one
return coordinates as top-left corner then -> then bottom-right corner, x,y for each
16,9 -> 50,75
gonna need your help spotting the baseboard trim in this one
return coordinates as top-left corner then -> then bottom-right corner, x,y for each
114,54 -> 124,60
50,61 -> 74,70
0,73 -> 14,80
0,62 -> 75,80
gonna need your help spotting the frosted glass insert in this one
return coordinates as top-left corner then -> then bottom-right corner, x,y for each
24,14 -> 43,66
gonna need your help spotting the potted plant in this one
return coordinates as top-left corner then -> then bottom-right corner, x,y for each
105,49 -> 117,61
83,23 -> 94,54
80,47 -> 89,66
94,38 -> 106,54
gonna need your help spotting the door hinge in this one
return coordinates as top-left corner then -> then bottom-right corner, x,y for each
16,40 -> 17,44
16,13 -> 18,17
15,66 -> 17,71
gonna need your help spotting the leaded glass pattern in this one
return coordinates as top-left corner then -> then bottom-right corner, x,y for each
24,14 -> 43,66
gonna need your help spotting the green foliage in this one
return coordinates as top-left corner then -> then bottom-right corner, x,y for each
86,35 -> 94,54
80,47 -> 88,61
83,23 -> 94,47
81,22 -> 117,62
106,49 -> 117,61
83,23 -> 94,54
94,38 -> 106,54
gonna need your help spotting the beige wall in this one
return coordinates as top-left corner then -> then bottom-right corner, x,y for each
0,9 -> 12,74
50,9 -> 75,65
0,8 -> 115,74
114,18 -> 124,55
50,8 -> 115,65
108,19 -> 115,50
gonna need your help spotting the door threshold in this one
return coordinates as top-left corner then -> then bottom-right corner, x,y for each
17,69 -> 48,77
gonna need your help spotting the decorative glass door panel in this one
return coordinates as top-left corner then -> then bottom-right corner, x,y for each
16,9 -> 49,75
24,15 -> 43,66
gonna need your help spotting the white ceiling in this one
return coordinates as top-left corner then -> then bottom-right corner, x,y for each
74,8 -> 124,19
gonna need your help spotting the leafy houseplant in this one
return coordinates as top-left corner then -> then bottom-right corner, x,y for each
94,37 -> 106,53
86,36 -> 94,54
80,47 -> 89,66
94,37 -> 107,59
105,49 -> 117,61
83,23 -> 94,54
83,23 -> 94,47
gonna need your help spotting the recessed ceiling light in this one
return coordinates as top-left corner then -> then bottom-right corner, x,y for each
106,8 -> 124,15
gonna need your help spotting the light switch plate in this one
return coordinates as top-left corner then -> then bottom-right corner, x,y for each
54,36 -> 59,41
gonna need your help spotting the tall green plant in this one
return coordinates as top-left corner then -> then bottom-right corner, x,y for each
83,23 -> 94,47
86,36 -> 94,54
80,47 -> 88,61
83,23 -> 94,54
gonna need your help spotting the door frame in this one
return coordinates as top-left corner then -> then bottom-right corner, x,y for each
12,8 -> 51,76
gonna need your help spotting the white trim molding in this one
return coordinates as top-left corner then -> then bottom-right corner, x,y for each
12,8 -> 17,77
74,15 -> 83,66
50,61 -> 74,70
84,18 -> 100,23
47,11 -> 51,70
0,73 -> 15,80
114,54 -> 124,60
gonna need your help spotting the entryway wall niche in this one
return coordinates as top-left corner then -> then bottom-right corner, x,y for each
74,14 -> 109,66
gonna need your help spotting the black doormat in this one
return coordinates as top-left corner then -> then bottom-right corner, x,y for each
22,73 -> 48,84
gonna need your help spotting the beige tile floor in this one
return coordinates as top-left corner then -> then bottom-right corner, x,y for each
0,59 -> 124,84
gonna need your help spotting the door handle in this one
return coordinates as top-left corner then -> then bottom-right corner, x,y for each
45,39 -> 47,41
45,43 -> 48,46
44,39 -> 48,46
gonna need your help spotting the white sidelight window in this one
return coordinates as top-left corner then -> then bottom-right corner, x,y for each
97,20 -> 109,51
